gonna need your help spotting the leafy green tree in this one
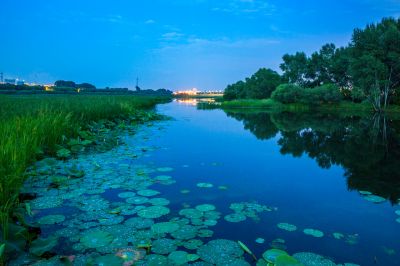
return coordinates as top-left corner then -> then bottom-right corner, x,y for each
350,17 -> 400,110
280,52 -> 308,86
245,68 -> 282,99
54,80 -> 76,88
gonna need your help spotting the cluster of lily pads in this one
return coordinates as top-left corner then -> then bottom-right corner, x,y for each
224,202 -> 277,223
358,191 -> 387,204
6,119 -> 371,266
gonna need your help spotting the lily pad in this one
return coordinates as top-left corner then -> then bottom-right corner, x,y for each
126,196 -> 149,205
118,192 -> 136,198
256,238 -> 265,244
197,183 -> 214,188
151,222 -> 180,234
183,239 -> 204,250
125,217 -> 154,229
303,228 -> 324,238
224,213 -> 247,223
137,206 -> 170,219
137,189 -> 160,197
195,204 -> 216,212
179,208 -> 203,219
363,195 -> 386,203
197,239 -> 244,265
37,214 -> 65,225
56,148 -> 71,159
277,223 -> 297,232
171,225 -> 198,240
149,198 -> 170,206
275,254 -> 302,266
293,252 -> 336,266
29,236 -> 58,256
168,251 -> 189,265
80,230 -> 114,248
263,249 -> 288,263
157,167 -> 174,172
152,238 -> 178,255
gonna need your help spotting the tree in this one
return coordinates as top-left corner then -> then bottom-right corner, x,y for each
280,52 -> 309,87
245,68 -> 282,99
350,17 -> 400,111
77,83 -> 96,89
54,80 -> 76,88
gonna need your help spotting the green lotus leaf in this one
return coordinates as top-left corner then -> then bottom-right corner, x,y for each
29,236 -> 58,256
37,214 -> 65,225
93,254 -> 124,265
171,225 -> 198,240
363,195 -> 386,203
157,167 -> 174,172
197,229 -> 214,238
277,223 -> 297,232
151,222 -> 180,234
168,251 -> 189,265
197,183 -> 214,188
118,191 -> 136,198
183,239 -> 203,250
56,148 -> 71,159
152,238 -> 178,255
149,198 -> 170,206
275,254 -> 303,266
155,175 -> 172,181
30,196 -> 63,210
195,204 -> 216,212
255,238 -> 265,244
293,252 -> 336,266
224,213 -> 247,223
126,196 -> 149,205
137,206 -> 170,219
262,249 -> 288,263
197,239 -> 244,265
80,230 -> 114,248
179,208 -> 203,219
187,254 -> 200,262
303,228 -> 324,238
333,232 -> 344,240
137,189 -> 160,197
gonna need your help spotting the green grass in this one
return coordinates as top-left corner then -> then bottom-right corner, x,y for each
0,94 -> 170,246
220,98 -> 400,114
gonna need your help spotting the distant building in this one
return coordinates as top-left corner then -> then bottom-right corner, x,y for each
4,78 -> 16,85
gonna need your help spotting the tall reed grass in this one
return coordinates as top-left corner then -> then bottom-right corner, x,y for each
0,94 -> 168,246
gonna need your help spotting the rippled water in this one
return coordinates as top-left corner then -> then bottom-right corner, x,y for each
12,99 -> 400,265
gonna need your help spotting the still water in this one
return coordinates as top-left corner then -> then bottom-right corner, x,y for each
13,99 -> 400,265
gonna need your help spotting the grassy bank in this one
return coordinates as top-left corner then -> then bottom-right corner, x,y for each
219,99 -> 400,115
0,95 -> 170,251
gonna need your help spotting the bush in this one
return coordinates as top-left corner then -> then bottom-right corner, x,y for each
272,83 -> 342,105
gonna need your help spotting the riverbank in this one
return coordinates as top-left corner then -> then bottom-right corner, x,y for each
215,99 -> 400,116
0,94 -> 170,261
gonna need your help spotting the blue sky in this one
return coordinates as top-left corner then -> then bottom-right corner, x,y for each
0,0 -> 399,90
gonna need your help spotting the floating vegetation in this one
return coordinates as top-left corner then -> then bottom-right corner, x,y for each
195,204 -> 216,212
168,250 -> 190,265
149,197 -> 170,206
29,236 -> 58,256
363,194 -> 386,203
37,214 -> 65,225
277,222 -> 297,232
183,239 -> 203,250
29,196 -> 63,210
255,238 -> 265,244
152,238 -> 178,255
333,232 -> 345,240
197,239 -> 246,265
303,228 -> 324,238
262,249 -> 288,263
137,206 -> 170,219
179,208 -> 203,219
171,225 -> 198,240
80,230 -> 114,249
151,222 -> 180,234
238,241 -> 257,260
269,239 -> 287,250
156,167 -> 174,172
118,191 -> 136,198
293,252 -> 336,266
180,189 -> 191,194
224,213 -> 247,223
137,189 -> 160,197
218,185 -> 228,190
126,196 -> 149,205
197,183 -> 214,188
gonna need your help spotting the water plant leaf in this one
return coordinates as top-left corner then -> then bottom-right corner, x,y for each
137,206 -> 170,219
0,243 -> 5,258
224,213 -> 247,223
151,222 -> 180,234
56,148 -> 71,159
238,241 -> 257,260
303,228 -> 324,238
363,195 -> 386,203
293,252 -> 336,266
137,189 -> 160,197
29,236 -> 58,256
262,249 -> 288,263
168,251 -> 189,265
152,238 -> 177,255
197,239 -> 244,265
183,239 -> 203,250
197,183 -> 214,188
80,230 -> 114,248
277,223 -> 297,232
149,198 -> 170,206
157,167 -> 174,172
275,254 -> 303,266
195,204 -> 216,212
255,238 -> 265,244
118,191 -> 136,198
37,214 -> 66,225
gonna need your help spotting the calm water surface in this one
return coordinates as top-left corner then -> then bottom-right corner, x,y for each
13,99 -> 400,266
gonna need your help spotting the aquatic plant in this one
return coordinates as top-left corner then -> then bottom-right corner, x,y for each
303,228 -> 324,238
238,241 -> 257,260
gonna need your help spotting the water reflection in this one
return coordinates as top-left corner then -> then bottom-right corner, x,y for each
224,110 -> 400,203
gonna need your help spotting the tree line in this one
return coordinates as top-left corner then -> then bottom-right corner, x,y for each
224,17 -> 400,111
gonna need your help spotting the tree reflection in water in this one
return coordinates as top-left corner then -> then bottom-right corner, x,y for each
225,110 -> 400,203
